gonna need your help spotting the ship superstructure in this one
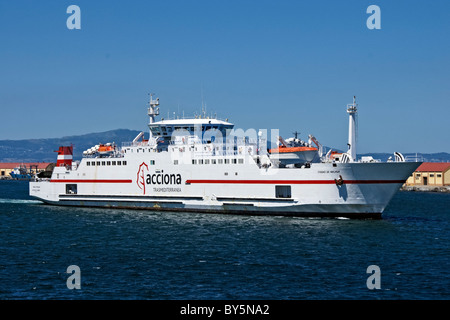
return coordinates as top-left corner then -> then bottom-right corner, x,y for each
30,95 -> 421,218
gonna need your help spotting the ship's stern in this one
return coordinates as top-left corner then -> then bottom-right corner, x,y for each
29,180 -> 59,204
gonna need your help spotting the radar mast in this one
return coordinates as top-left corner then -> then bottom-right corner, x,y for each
148,93 -> 160,124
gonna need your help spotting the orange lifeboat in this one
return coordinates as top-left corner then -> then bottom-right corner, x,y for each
329,150 -> 343,161
98,144 -> 115,155
268,135 -> 320,165
269,145 -> 319,165
269,146 -> 318,154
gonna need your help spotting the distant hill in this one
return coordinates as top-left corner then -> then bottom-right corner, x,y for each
0,129 -> 144,162
0,129 -> 449,163
358,152 -> 450,163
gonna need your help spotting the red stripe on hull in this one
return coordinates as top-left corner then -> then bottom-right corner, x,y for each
50,179 -> 132,183
185,179 -> 405,184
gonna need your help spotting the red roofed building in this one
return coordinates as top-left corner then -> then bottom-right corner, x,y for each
0,163 -> 53,178
405,162 -> 450,186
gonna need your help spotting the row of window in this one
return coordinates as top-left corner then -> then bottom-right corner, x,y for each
124,145 -> 243,153
173,146 -> 239,152
84,158 -> 245,166
190,158 -> 244,165
415,173 -> 442,179
125,148 -> 155,153
150,125 -> 229,136
86,160 -> 127,166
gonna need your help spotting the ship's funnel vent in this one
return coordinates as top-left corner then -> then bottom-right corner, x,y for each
56,146 -> 73,167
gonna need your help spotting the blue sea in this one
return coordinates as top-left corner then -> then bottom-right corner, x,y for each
0,180 -> 448,300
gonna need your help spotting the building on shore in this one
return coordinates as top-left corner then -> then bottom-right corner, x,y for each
0,162 -> 53,179
404,162 -> 450,187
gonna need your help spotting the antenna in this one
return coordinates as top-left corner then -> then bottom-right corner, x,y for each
201,84 -> 207,118
201,85 -> 204,108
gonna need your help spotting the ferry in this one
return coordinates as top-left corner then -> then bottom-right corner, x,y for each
29,95 -> 421,218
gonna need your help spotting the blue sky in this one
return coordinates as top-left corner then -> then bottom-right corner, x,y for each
0,0 -> 449,153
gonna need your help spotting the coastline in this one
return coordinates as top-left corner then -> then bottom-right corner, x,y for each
401,185 -> 450,193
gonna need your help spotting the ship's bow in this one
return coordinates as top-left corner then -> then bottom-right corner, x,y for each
349,161 -> 422,215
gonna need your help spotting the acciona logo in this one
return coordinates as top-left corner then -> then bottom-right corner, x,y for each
136,162 -> 182,194
146,171 -> 182,185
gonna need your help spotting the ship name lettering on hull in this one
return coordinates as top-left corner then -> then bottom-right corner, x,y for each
146,173 -> 182,185
153,187 -> 182,192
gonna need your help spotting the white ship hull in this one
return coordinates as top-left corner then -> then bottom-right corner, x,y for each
29,151 -> 420,218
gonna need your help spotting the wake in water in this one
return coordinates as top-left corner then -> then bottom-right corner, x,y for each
0,199 -> 42,204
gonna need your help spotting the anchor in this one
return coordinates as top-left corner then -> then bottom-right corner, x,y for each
335,175 -> 344,186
